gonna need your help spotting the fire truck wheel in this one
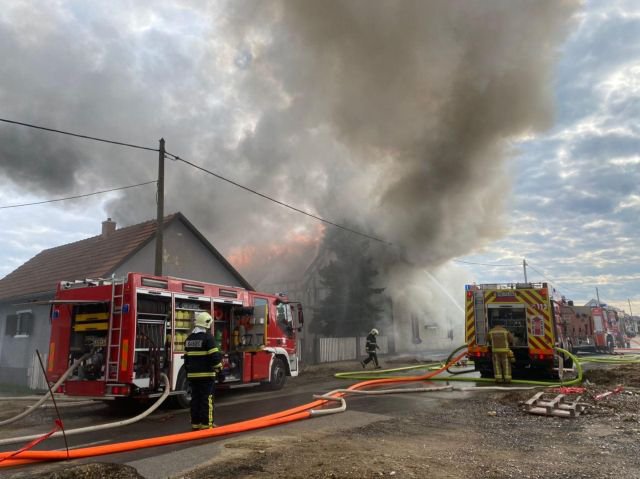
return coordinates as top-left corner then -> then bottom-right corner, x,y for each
174,368 -> 192,409
266,357 -> 287,390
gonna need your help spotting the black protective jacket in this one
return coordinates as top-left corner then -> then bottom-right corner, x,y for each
184,331 -> 222,380
365,333 -> 379,353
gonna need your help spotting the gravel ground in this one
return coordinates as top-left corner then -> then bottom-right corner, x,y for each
4,362 -> 640,478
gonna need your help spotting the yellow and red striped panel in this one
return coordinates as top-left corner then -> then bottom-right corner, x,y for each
518,289 -> 553,352
465,297 -> 475,346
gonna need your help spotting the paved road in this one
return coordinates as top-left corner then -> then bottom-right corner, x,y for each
1,358 -> 470,478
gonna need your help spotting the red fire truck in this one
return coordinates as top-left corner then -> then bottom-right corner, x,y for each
465,282 -> 571,378
47,272 -> 303,407
559,303 -> 615,353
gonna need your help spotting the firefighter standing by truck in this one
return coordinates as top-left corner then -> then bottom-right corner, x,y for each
184,312 -> 222,430
487,320 -> 515,383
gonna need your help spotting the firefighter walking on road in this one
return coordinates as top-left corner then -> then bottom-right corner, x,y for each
361,328 -> 382,369
487,320 -> 515,383
185,312 -> 222,430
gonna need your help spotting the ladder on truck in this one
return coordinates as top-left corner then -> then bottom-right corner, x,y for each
106,276 -> 126,382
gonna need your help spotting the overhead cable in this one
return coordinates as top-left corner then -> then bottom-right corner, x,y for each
166,152 -> 391,245
0,118 -> 158,152
452,259 -> 520,267
0,181 -> 156,209
526,262 -> 581,296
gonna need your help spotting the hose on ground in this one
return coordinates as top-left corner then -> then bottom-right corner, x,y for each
578,354 -> 640,364
0,374 -> 171,446
444,344 -> 476,375
335,347 -> 583,387
0,352 -> 468,467
0,352 -> 92,427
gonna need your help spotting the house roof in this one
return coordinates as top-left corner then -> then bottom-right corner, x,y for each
0,212 -> 252,300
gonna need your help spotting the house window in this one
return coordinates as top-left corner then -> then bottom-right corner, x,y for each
5,310 -> 34,337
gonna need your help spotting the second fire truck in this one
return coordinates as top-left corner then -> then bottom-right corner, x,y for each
465,282 -> 570,378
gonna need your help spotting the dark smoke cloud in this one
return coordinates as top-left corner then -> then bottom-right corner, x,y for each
0,1 -> 579,287
221,0 -> 579,269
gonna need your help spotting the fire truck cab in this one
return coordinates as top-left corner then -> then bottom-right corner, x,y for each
465,282 -> 569,378
47,272 -> 303,406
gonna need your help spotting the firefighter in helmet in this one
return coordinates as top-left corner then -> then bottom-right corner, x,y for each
184,312 -> 222,430
361,328 -> 382,369
487,319 -> 515,383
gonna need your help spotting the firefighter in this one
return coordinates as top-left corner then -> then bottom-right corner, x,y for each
487,319 -> 515,383
361,328 -> 382,369
184,312 -> 222,430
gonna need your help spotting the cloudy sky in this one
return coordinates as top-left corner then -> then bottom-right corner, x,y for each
0,1 -> 637,317
459,0 -> 640,313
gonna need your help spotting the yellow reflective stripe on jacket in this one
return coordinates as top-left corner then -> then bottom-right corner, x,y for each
492,348 -> 510,353
185,347 -> 220,357
187,371 -> 216,378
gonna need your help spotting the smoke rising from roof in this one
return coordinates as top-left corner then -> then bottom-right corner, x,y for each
221,0 -> 579,268
0,1 -> 579,312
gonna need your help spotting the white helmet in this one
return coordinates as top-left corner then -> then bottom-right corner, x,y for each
195,312 -> 213,329
370,328 -> 379,335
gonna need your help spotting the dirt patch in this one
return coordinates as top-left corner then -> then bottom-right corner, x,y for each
8,463 -> 144,479
583,363 -> 640,388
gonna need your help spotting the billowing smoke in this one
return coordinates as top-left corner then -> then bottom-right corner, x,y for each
219,0 -> 579,346
0,1 -> 579,348
223,0 -> 578,262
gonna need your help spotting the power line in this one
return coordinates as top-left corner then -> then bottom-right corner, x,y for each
0,181 -> 156,209
0,117 -> 391,244
0,118 -> 158,152
452,259 -> 520,267
526,262 -> 581,296
525,263 -> 554,283
166,151 -> 391,245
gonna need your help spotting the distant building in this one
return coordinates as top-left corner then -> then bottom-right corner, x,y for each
0,213 -> 251,389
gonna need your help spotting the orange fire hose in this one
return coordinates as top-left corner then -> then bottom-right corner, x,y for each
0,352 -> 465,468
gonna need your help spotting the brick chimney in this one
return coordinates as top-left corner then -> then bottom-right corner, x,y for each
102,218 -> 116,237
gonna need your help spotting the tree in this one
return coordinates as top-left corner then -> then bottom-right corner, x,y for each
311,229 -> 385,336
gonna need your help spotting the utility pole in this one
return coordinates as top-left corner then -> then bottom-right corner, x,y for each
522,258 -> 528,284
596,287 -> 601,307
629,299 -> 634,317
155,138 -> 165,276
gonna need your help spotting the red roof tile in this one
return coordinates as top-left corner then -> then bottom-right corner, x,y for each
0,214 -> 177,300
